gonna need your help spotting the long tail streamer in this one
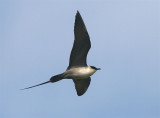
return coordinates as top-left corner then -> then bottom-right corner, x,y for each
21,81 -> 50,90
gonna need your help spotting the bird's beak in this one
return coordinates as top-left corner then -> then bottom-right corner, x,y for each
97,68 -> 101,70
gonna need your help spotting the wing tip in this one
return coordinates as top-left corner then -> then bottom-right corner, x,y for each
77,92 -> 84,96
76,10 -> 81,17
77,10 -> 80,14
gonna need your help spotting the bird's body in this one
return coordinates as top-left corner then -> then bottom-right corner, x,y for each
22,11 -> 100,96
63,66 -> 96,79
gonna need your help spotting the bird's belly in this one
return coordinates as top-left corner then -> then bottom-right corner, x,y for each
72,68 -> 95,79
64,67 -> 96,79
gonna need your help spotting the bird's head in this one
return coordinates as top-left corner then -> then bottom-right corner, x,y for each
90,66 -> 101,71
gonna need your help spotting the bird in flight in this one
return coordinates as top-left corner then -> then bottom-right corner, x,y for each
22,11 -> 100,96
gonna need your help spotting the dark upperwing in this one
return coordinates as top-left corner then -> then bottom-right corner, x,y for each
68,11 -> 91,69
73,77 -> 91,96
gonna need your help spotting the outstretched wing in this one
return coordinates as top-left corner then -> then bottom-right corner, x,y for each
73,77 -> 91,96
68,11 -> 91,69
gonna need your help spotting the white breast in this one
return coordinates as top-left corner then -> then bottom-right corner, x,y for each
64,66 -> 96,79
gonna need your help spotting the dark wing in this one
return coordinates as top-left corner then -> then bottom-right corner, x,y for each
68,11 -> 91,69
73,77 -> 91,96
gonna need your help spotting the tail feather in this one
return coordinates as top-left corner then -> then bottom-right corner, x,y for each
50,74 -> 64,83
21,74 -> 64,90
21,81 -> 50,90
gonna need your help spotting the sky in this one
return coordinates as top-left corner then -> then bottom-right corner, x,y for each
0,0 -> 160,118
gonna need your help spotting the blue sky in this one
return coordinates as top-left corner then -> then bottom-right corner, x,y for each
0,0 -> 160,118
